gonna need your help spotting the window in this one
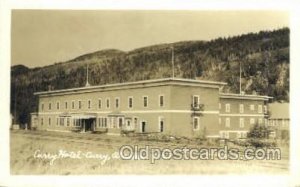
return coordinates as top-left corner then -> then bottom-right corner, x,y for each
41,103 -> 44,111
72,101 -> 75,109
60,118 -> 64,126
88,100 -> 91,109
237,132 -> 241,139
106,98 -> 110,108
193,95 -> 200,108
65,102 -> 68,109
225,104 -> 230,113
128,97 -> 133,108
264,105 -> 267,114
78,101 -> 82,109
98,117 -> 102,127
115,98 -> 120,108
225,118 -> 230,128
127,120 -> 131,127
250,104 -> 255,111
143,96 -> 148,107
118,117 -> 123,128
265,119 -> 268,126
250,118 -> 255,125
67,118 -> 70,126
258,118 -> 263,125
41,118 -> 44,126
48,118 -> 51,126
159,95 -> 164,107
239,104 -> 244,113
103,118 -> 107,128
193,117 -> 200,130
134,117 -> 138,130
239,118 -> 244,128
56,118 -> 59,126
98,99 -> 102,109
159,117 -> 164,132
56,102 -> 60,110
258,105 -> 263,113
49,103 -> 52,110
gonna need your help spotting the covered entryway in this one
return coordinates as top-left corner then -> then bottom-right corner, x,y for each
71,113 -> 97,132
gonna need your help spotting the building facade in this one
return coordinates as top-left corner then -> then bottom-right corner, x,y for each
31,78 -> 270,139
219,93 -> 269,139
268,102 -> 289,139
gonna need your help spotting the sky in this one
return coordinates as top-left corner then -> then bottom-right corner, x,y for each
11,10 -> 289,68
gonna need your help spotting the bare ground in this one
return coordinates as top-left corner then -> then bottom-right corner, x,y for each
10,130 -> 289,175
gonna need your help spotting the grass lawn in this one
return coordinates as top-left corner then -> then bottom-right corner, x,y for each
10,130 -> 289,175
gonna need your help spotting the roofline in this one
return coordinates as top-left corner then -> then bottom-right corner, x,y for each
34,78 -> 227,96
220,93 -> 272,100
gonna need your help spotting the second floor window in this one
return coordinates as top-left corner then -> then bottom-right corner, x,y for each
41,103 -> 44,111
65,102 -> 68,109
239,104 -> 244,113
143,96 -> 148,107
225,104 -> 230,113
159,95 -> 164,107
88,100 -> 91,109
193,95 -> 199,108
106,98 -> 110,108
72,101 -> 75,109
258,105 -> 263,113
98,99 -> 102,109
56,102 -> 60,110
115,98 -> 120,108
128,97 -> 133,108
49,103 -> 52,110
79,101 -> 82,109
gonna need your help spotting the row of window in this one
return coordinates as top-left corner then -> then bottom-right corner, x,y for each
39,116 -> 166,132
41,95 -> 165,111
220,117 -> 267,128
222,103 -> 266,114
220,131 -> 247,139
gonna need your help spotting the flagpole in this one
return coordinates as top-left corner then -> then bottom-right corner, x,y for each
171,47 -> 174,78
239,61 -> 241,94
86,63 -> 90,87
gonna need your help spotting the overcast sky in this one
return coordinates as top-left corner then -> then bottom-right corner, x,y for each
11,10 -> 289,68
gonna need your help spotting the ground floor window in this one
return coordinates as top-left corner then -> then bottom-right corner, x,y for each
225,118 -> 230,128
59,118 -> 64,126
159,117 -> 164,132
193,117 -> 200,130
239,118 -> 244,128
141,121 -> 146,133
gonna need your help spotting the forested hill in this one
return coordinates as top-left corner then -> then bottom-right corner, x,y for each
11,28 -> 289,124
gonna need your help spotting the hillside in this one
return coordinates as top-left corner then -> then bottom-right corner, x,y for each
11,28 -> 289,125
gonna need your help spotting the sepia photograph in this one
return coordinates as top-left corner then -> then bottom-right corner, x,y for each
1,2 -> 300,185
9,10 -> 291,176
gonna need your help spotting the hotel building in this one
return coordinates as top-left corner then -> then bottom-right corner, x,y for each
31,78 -> 270,139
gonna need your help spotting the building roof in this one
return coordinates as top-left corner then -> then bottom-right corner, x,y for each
220,93 -> 271,101
268,102 -> 289,119
34,78 -> 227,96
